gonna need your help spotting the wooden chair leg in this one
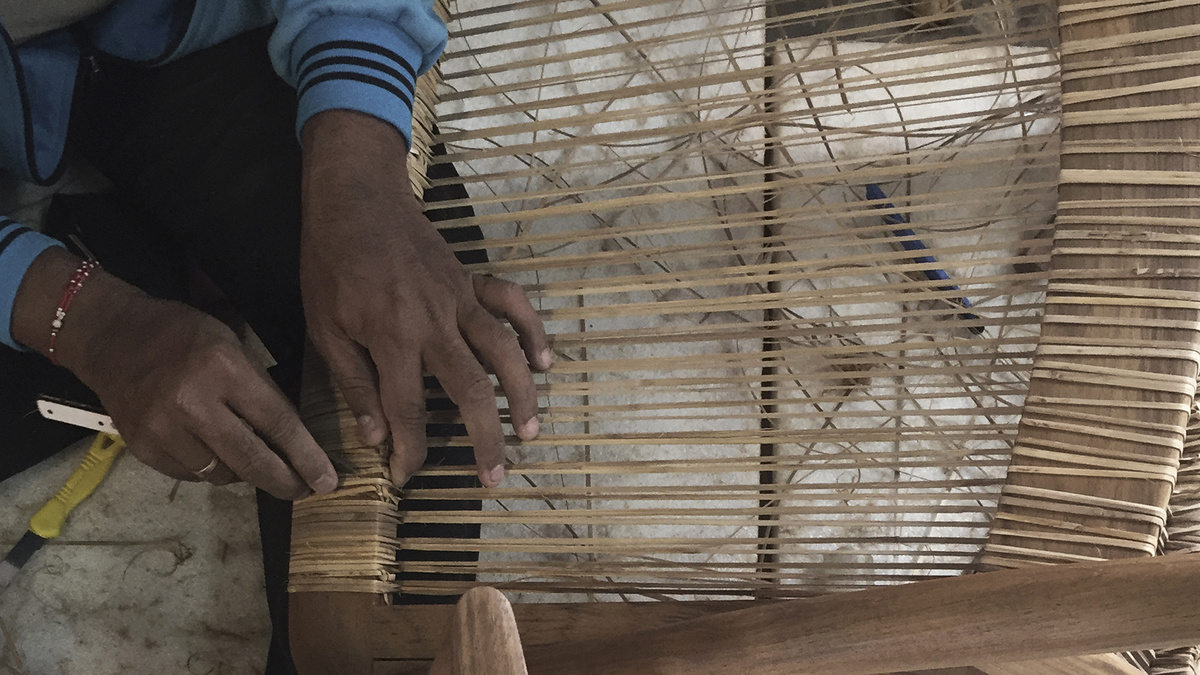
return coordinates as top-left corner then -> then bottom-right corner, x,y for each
428,587 -> 528,675
291,592 -> 378,675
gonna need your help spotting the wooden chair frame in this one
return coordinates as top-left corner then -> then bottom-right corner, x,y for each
290,0 -> 1200,671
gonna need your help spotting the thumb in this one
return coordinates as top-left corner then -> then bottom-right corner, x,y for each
314,332 -> 388,446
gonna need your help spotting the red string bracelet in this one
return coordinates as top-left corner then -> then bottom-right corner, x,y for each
48,260 -> 99,366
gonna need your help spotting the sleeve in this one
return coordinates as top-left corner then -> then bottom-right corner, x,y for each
265,1 -> 449,149
0,218 -> 64,350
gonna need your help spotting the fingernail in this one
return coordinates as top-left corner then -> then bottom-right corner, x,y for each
516,417 -> 540,441
482,465 -> 506,488
314,472 -> 338,494
357,415 -> 382,445
538,348 -> 553,370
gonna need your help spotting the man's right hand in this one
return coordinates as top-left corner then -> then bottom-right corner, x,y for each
12,247 -> 337,500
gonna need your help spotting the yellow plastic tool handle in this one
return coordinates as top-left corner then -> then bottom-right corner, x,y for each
28,433 -> 125,539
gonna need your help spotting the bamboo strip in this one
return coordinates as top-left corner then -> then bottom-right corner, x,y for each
437,71 -> 1055,140
443,2 -> 1051,74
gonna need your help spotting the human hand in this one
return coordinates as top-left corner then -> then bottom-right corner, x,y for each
12,248 -> 338,500
299,111 -> 551,488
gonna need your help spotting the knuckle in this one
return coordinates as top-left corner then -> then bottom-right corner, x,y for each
489,324 -> 523,355
386,407 -> 426,431
472,279 -> 500,308
477,275 -> 516,304
336,373 -> 378,398
189,336 -> 242,377
498,279 -> 528,306
235,447 -> 274,479
168,387 -> 205,420
209,340 -> 245,373
259,405 -> 300,442
458,374 -> 498,409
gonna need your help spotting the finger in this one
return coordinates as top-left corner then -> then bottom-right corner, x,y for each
460,305 -> 540,442
425,339 -> 507,488
205,460 -> 239,486
473,275 -> 551,371
166,427 -> 239,485
200,407 -> 313,500
125,436 -> 198,482
190,458 -> 239,486
372,342 -> 428,487
313,331 -> 388,446
186,456 -> 239,486
229,368 -> 338,495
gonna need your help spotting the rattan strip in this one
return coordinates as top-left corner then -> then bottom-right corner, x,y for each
980,0 -> 1200,568
435,63 -> 1055,135
440,0 -> 1051,72
290,348 -> 402,594
428,149 -> 1058,215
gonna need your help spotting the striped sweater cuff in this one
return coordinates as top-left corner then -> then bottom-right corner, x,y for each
292,15 -> 424,149
0,219 -> 64,350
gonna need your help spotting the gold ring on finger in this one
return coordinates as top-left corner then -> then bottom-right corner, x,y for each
193,457 -> 221,480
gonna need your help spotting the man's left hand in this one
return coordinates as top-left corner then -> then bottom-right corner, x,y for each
299,110 -> 551,488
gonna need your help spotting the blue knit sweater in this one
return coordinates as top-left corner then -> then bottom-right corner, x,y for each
0,0 -> 446,349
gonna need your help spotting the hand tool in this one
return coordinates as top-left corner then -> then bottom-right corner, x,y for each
37,396 -> 117,434
0,433 -> 125,593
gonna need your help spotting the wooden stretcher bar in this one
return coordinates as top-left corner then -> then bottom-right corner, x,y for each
423,587 -> 1155,675
515,553 -> 1200,674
